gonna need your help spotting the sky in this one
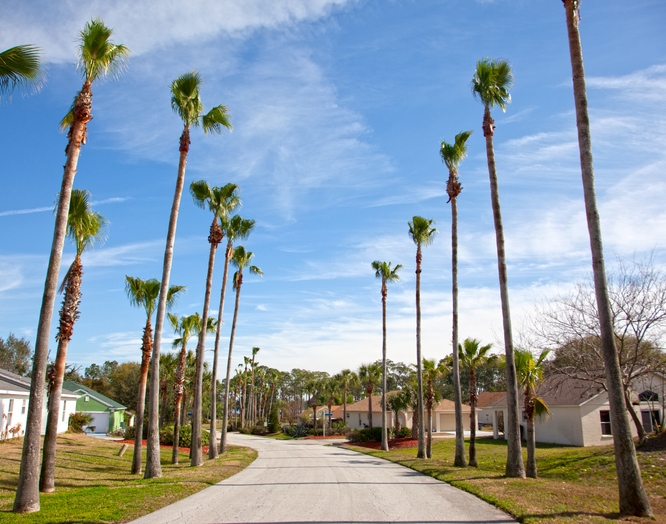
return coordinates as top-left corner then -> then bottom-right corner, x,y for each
1,0 -> 665,378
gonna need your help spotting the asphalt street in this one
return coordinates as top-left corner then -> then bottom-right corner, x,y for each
128,433 -> 516,524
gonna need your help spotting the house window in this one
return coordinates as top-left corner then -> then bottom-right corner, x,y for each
639,391 -> 659,402
62,401 -> 67,422
21,399 -> 26,415
85,396 -> 89,402
600,410 -> 612,436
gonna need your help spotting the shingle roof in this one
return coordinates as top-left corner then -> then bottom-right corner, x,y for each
0,368 -> 77,397
476,391 -> 507,409
62,381 -> 126,410
346,393 -> 470,413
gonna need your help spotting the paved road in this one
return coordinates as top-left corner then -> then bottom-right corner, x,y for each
129,433 -> 515,524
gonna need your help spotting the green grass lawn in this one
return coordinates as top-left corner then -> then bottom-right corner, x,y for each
0,433 -> 256,523
345,437 -> 666,523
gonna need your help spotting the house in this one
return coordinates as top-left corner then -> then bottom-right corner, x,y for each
477,373 -> 666,447
0,368 -> 78,439
345,394 -> 471,432
62,381 -> 127,434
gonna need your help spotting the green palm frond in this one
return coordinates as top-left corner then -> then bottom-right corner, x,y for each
189,180 -> 212,209
66,189 -> 108,256
440,130 -> 473,170
165,285 -> 186,311
458,337 -> 493,369
225,215 -> 255,243
171,71 -> 204,127
249,265 -> 263,277
372,260 -> 402,283
533,396 -> 551,419
0,44 -> 43,99
471,58 -> 513,111
78,19 -> 129,83
408,216 -> 437,247
202,104 -> 232,134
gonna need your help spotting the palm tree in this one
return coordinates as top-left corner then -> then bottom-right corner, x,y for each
145,72 -> 232,479
387,390 -> 410,439
159,352 -> 178,426
514,348 -> 550,479
371,261 -> 402,451
0,45 -> 42,100
14,21 -> 128,513
423,358 -> 446,459
224,246 -> 263,428
561,1 -> 652,516
249,347 -> 260,428
440,129 -> 473,468
39,190 -> 107,493
458,338 -> 493,467
124,277 -> 185,474
358,363 -> 381,431
218,215 -> 256,453
471,58 -> 524,479
336,369 -> 357,427
408,216 -> 436,459
189,181 -> 240,464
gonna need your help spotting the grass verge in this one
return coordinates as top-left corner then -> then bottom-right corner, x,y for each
344,437 -> 666,523
0,433 -> 256,523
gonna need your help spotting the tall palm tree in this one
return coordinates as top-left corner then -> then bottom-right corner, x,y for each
225,246 -> 263,428
371,260 -> 402,451
189,181 -> 240,464
124,277 -> 184,474
358,363 -> 381,431
0,45 -> 42,100
249,347 -> 260,428
145,72 -> 232,479
514,348 -> 550,479
423,358 -> 446,459
458,338 -> 493,467
408,216 -> 436,459
159,352 -> 178,426
561,1 -> 652,516
39,190 -> 106,493
336,369 -> 357,427
440,129 -> 473,468
218,215 -> 255,453
471,58 -> 524,479
14,21 -> 128,513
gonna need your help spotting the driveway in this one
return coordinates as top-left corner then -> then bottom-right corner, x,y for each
129,433 -> 515,523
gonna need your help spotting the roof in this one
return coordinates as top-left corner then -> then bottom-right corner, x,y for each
62,381 -> 127,410
0,368 -> 77,398
346,393 -> 470,413
476,391 -> 507,409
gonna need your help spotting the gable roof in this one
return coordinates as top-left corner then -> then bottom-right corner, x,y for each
0,368 -> 77,398
345,393 -> 470,413
62,381 -> 126,410
476,391 -> 507,409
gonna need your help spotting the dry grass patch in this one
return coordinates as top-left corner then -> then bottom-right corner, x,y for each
0,433 -> 256,523
345,436 -> 666,523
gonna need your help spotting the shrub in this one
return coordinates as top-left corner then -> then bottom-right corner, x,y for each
345,429 -> 370,443
267,406 -> 281,433
68,412 -> 93,433
159,424 -> 209,448
251,425 -> 268,435
396,426 -> 412,438
282,423 -> 309,438
124,424 -> 147,441
238,426 -> 253,435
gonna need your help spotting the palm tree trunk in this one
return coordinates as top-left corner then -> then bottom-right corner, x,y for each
131,319 -> 152,474
192,219 -> 221,466
426,403 -> 432,459
343,385 -> 348,425
145,126 -> 190,479
217,243 -> 233,453
172,345 -> 187,464
39,256 -> 83,493
14,82 -> 91,514
526,412 -> 537,479
412,408 -> 419,441
367,391 -> 373,432
381,285 -> 389,451
415,245 -> 426,459
222,279 -> 243,450
563,1 -> 651,515
483,105 -> 524,478
451,195 -> 467,468
469,369 -> 478,467
394,410 -> 401,437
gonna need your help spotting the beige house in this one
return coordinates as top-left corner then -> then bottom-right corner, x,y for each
477,374 -> 666,447
345,394 -> 471,432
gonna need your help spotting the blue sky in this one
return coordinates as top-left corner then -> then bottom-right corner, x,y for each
1,0 -> 665,376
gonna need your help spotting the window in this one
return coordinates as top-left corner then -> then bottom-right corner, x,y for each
600,410 -> 612,436
639,390 -> 659,402
21,399 -> 26,414
62,401 -> 67,422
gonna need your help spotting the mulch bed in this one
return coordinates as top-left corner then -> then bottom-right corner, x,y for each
348,437 -> 418,450
118,439 -> 209,455
637,432 -> 666,452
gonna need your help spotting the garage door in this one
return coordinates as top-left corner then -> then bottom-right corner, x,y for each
439,413 -> 455,431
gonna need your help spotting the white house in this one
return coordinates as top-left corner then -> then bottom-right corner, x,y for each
477,374 -> 666,447
0,368 -> 78,440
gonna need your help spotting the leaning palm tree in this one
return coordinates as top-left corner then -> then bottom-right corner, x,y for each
0,45 -> 42,100
371,260 -> 402,451
189,181 -> 240,464
561,1 -> 652,516
514,348 -> 550,479
471,58 -> 524,479
358,363 -> 381,432
145,72 -> 232,479
408,216 -> 436,459
124,277 -> 185,474
458,338 -> 493,467
440,129 -> 473,468
224,246 -> 263,430
39,190 -> 107,494
219,224 -> 256,453
14,21 -> 128,513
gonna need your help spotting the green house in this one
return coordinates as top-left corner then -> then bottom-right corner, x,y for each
63,381 -> 127,434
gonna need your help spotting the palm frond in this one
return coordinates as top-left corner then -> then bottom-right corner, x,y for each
171,71 -> 203,126
226,215 -> 255,242
165,284 -> 186,311
0,44 -> 43,99
202,104 -> 232,135
408,216 -> 437,247
532,397 -> 551,419
471,58 -> 513,111
440,130 -> 473,170
249,265 -> 263,277
78,19 -> 129,82
189,180 -> 212,209
66,189 -> 108,256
